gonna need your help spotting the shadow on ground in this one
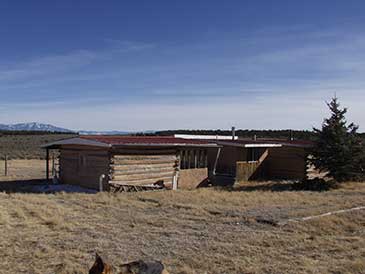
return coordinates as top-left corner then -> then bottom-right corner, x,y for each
220,179 -> 336,192
233,181 -> 299,192
0,179 -> 96,194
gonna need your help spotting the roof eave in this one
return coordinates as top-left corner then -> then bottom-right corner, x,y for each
41,138 -> 219,149
41,137 -> 111,149
112,143 -> 220,148
215,141 -> 282,148
244,144 -> 282,148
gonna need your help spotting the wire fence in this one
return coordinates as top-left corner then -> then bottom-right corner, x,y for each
0,158 -> 54,181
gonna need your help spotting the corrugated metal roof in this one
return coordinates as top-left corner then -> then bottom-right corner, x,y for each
42,135 -> 313,149
43,135 -> 219,149
41,137 -> 111,149
80,135 -> 216,145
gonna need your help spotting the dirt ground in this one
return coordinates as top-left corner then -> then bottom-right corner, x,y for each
0,172 -> 364,274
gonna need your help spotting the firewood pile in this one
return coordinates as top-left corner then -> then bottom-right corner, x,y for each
109,182 -> 165,193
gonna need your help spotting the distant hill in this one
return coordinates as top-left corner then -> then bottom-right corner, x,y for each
0,122 -> 73,133
0,123 -> 135,135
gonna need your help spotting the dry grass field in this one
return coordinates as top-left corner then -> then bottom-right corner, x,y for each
0,161 -> 364,274
0,159 -> 47,182
0,134 -> 75,159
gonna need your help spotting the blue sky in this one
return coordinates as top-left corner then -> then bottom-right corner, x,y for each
1,1 -> 365,131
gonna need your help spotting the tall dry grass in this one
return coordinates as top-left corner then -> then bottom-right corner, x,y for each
0,182 -> 364,273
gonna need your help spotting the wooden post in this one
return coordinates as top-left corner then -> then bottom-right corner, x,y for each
99,174 -> 106,192
173,152 -> 181,190
203,150 -> 208,167
179,150 -> 183,169
46,149 -> 50,181
187,150 -> 191,169
4,155 -> 8,176
213,148 -> 221,175
180,150 -> 184,169
194,150 -> 197,169
172,174 -> 178,190
52,153 -> 55,177
200,150 -> 204,168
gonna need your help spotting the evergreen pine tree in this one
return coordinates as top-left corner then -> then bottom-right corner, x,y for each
311,97 -> 364,182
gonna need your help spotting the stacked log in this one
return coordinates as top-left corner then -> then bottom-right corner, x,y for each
109,153 -> 178,189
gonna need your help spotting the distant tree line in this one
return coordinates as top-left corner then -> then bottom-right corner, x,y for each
139,129 -> 319,141
136,129 -> 365,141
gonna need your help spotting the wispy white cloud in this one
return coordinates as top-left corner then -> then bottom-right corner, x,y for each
0,40 -> 155,84
1,25 -> 365,130
0,50 -> 97,81
104,39 -> 156,51
1,88 -> 364,131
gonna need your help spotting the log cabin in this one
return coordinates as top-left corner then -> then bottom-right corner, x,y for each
42,136 -> 220,191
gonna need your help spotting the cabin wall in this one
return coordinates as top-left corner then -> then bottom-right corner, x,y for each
265,146 -> 308,180
214,146 -> 247,176
208,145 -> 307,183
59,147 -> 110,190
59,146 -> 215,191
207,146 -> 246,186
110,148 -> 178,189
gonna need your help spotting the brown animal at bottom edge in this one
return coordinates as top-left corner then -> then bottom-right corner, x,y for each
89,253 -> 169,274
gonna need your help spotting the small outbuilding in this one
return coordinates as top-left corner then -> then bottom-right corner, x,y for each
43,136 -> 220,191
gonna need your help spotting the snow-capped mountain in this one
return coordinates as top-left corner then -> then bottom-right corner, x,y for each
0,122 -> 73,132
0,122 -> 154,135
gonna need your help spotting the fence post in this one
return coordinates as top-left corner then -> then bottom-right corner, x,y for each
46,149 -> 50,181
4,155 -> 8,176
52,153 -> 55,177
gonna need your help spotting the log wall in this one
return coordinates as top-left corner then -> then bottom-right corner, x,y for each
59,146 -> 214,191
110,149 -> 178,189
59,148 -> 110,190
